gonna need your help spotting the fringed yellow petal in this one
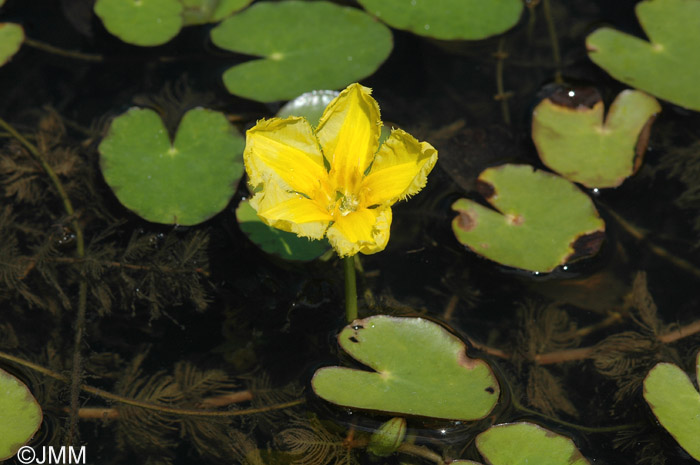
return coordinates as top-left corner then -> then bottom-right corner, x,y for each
316,83 -> 381,194
361,129 -> 438,206
326,207 -> 392,257
251,185 -> 331,240
245,117 -> 328,197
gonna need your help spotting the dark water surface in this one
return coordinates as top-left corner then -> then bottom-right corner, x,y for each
1,1 -> 699,465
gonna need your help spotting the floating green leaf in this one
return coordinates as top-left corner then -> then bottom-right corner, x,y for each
367,417 -> 406,457
181,0 -> 252,26
210,1 -> 393,102
94,0 -> 183,46
532,89 -> 661,188
357,0 -> 523,40
476,422 -> 590,465
312,316 -> 500,420
643,352 -> 700,461
236,199 -> 330,261
0,368 -> 42,461
0,23 -> 24,67
99,107 -> 244,225
586,0 -> 700,111
451,164 -> 605,273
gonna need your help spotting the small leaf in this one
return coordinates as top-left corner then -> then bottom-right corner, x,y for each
99,107 -> 245,225
210,1 -> 393,102
586,0 -> 700,111
0,368 -> 42,461
532,89 -> 661,188
276,89 -> 391,143
277,90 -> 340,128
357,0 -> 523,40
94,0 -> 183,46
451,164 -> 605,273
367,417 -> 406,457
643,353 -> 700,461
312,315 -> 500,420
181,0 -> 253,26
236,199 -> 330,261
0,23 -> 24,67
476,422 -> 590,465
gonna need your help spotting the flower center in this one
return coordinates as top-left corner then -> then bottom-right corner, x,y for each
336,191 -> 360,216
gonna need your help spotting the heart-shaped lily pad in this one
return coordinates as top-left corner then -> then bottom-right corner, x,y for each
210,1 -> 393,102
0,368 -> 42,460
451,164 -> 605,273
181,0 -> 252,25
475,422 -> 590,465
236,199 -> 330,261
94,0 -> 183,46
311,315 -> 500,420
357,0 -> 523,40
586,0 -> 700,111
99,107 -> 244,225
532,89 -> 661,188
643,352 -> 700,461
0,23 -> 24,67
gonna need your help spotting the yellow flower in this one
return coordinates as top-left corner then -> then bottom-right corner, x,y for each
244,83 -> 438,257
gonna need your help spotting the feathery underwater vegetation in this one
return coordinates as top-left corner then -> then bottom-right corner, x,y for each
0,0 -> 700,464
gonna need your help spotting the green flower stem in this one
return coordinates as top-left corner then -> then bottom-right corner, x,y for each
344,255 -> 358,322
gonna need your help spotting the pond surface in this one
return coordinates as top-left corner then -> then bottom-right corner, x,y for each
1,1 -> 699,465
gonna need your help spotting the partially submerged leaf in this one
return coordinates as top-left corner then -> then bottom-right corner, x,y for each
476,422 -> 590,465
276,89 -> 391,144
312,315 -> 500,420
210,1 -> 393,102
276,90 -> 340,128
451,164 -> 605,273
532,89 -> 661,188
99,107 -> 244,225
586,0 -> 700,111
94,0 -> 183,46
0,368 -> 42,461
236,199 -> 330,261
0,23 -> 24,67
357,0 -> 523,40
643,353 -> 700,461
181,0 -> 252,26
367,417 -> 406,457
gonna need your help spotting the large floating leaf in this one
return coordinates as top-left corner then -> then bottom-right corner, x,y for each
451,164 -> 605,273
99,107 -> 244,225
94,0 -> 184,46
643,352 -> 700,461
312,316 -> 500,420
532,89 -> 661,188
357,0 -> 523,40
475,422 -> 590,465
210,1 -> 393,102
236,199 -> 330,261
0,23 -> 24,67
0,368 -> 42,461
586,0 -> 700,111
